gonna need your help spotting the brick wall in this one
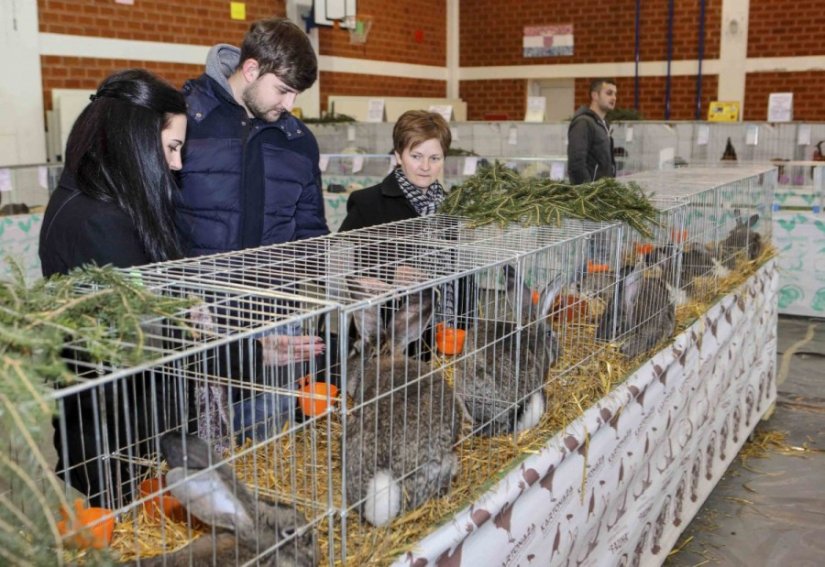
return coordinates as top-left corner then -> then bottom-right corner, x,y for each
574,75 -> 720,121
317,0 -> 446,66
744,71 -> 825,121
320,72 -> 446,113
459,80 -> 528,121
460,75 -> 719,123
37,0 -> 282,45
748,1 -> 825,58
460,0 -> 722,67
40,56 -> 202,111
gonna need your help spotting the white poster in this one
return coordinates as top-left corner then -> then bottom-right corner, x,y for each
366,99 -> 385,122
767,92 -> 793,122
696,125 -> 710,146
797,124 -> 812,146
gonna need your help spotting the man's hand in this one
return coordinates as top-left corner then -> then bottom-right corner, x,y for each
259,334 -> 325,366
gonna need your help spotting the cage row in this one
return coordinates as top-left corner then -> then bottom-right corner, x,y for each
9,167 -> 773,565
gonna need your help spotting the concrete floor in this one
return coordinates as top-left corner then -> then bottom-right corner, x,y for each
665,316 -> 825,566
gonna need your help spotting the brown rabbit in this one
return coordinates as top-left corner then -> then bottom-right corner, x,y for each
128,433 -> 318,566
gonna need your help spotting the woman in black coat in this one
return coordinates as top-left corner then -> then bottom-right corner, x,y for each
338,110 -> 475,349
40,70 -> 321,507
339,110 -> 449,232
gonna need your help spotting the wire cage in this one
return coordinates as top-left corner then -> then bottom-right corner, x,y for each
5,171 -> 771,564
772,161 -> 825,212
25,275 -> 339,565
621,165 -> 775,303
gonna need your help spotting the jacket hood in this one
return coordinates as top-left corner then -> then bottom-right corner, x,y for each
573,106 -> 603,121
205,44 -> 240,94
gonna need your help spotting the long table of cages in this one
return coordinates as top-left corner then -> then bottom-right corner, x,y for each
15,163 -> 777,566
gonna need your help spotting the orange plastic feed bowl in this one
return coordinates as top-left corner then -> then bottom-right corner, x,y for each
139,478 -> 186,523
57,499 -> 114,549
635,243 -> 654,255
435,326 -> 467,355
587,261 -> 610,273
298,380 -> 340,416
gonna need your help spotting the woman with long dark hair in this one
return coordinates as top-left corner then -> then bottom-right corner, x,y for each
40,68 -> 186,273
38,69 -> 189,507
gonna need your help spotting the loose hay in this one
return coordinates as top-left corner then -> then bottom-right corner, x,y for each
114,249 -> 776,566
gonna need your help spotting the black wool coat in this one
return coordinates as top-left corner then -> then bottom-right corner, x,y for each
338,171 -> 417,232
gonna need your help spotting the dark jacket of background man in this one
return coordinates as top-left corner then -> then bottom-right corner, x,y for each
567,106 -> 616,185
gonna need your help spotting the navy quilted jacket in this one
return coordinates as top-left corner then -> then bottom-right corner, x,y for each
177,70 -> 328,256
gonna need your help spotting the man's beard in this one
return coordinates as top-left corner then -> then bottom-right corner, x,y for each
242,85 -> 283,123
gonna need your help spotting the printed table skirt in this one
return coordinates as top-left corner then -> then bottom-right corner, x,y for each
395,260 -> 779,567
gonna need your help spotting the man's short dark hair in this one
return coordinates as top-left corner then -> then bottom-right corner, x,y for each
239,18 -> 318,91
590,78 -> 616,94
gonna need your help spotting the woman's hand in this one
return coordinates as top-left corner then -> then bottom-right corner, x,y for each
259,334 -> 326,367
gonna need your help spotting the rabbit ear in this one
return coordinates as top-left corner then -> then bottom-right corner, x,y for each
390,290 -> 433,353
622,267 -> 643,314
502,264 -> 533,324
348,277 -> 393,346
166,466 -> 256,534
537,275 -> 565,320
747,214 -> 759,227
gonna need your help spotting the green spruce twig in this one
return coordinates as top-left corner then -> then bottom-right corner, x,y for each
441,161 -> 660,238
0,262 -> 194,564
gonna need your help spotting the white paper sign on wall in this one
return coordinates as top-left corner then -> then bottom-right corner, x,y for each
767,92 -> 793,122
366,99 -> 385,122
428,105 -> 453,122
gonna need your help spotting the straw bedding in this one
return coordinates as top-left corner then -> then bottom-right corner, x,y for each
111,247 -> 776,565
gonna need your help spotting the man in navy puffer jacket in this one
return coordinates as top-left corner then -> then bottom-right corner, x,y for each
177,18 -> 329,256
177,18 -> 329,442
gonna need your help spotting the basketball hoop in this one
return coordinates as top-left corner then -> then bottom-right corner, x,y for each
344,15 -> 372,45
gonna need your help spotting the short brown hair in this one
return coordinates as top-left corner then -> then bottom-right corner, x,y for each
239,18 -> 317,91
392,110 -> 452,155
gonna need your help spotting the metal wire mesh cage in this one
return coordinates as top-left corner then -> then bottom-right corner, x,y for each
622,165 -> 775,302
36,276 -> 338,564
5,162 -> 774,564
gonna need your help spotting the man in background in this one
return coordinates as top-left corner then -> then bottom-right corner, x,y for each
567,78 -> 617,185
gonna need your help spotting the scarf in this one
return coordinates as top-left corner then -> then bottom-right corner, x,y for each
393,168 -> 455,317
394,167 -> 445,217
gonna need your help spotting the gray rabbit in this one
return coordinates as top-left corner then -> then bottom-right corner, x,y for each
129,433 -> 318,566
595,260 -> 676,358
345,280 -> 460,527
718,209 -> 762,269
451,265 -> 564,437
646,243 -> 730,298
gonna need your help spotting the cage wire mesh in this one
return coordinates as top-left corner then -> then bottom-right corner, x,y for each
36,275 -> 337,565
8,162 -> 776,564
622,165 -> 775,303
772,161 -> 825,211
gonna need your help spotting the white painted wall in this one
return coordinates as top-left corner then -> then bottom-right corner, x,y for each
0,0 -> 46,166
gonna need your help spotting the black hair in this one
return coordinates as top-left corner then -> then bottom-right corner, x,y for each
589,78 -> 617,94
65,68 -> 185,262
239,18 -> 317,91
